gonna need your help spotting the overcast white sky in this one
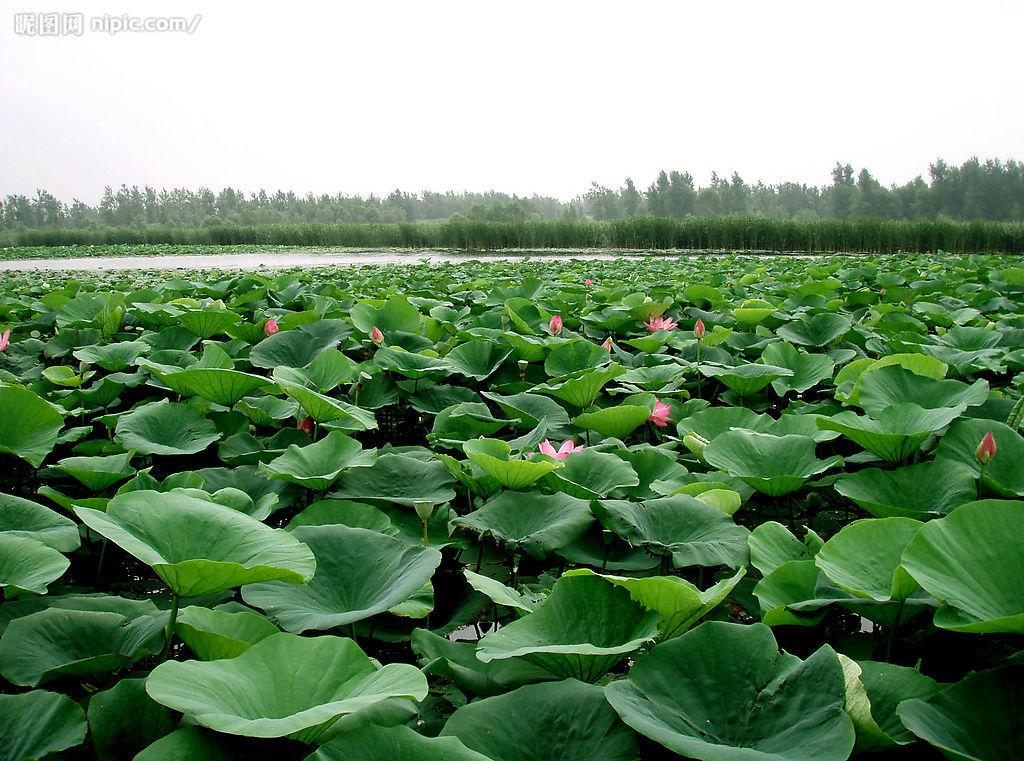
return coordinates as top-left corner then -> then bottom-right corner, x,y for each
1,0 -> 1022,203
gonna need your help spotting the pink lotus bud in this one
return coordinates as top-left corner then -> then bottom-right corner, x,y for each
602,336 -> 613,351
585,278 -> 593,287
976,430 -> 997,465
263,319 -> 279,336
694,319 -> 706,340
549,315 -> 563,335
297,417 -> 315,436
0,329 -> 10,352
370,326 -> 384,344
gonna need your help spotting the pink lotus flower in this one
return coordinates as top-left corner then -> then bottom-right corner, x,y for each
538,439 -> 584,460
649,398 -> 672,427
549,315 -> 563,335
264,319 -> 279,336
976,430 -> 997,464
297,417 -> 315,436
694,318 -> 706,340
601,336 -> 613,351
585,278 -> 593,287
370,326 -> 384,344
0,329 -> 9,352
644,315 -> 678,333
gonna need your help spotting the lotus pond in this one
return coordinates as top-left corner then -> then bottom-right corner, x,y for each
0,253 -> 1022,761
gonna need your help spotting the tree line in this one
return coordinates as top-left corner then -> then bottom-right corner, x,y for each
1,157 -> 1021,231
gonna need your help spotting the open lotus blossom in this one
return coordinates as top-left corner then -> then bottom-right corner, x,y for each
601,336 -> 613,351
0,328 -> 9,352
694,318 -> 706,339
263,319 -> 279,336
297,417 -> 315,436
649,398 -> 672,427
976,430 -> 997,464
538,439 -> 584,460
585,278 -> 593,287
644,315 -> 678,333
549,315 -> 563,335
370,326 -> 385,344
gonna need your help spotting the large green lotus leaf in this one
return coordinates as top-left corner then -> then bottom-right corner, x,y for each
897,665 -> 1024,761
73,340 -> 149,371
42,364 -> 93,388
242,525 -> 442,633
0,608 -> 162,686
285,499 -> 395,535
87,676 -> 176,761
429,402 -> 514,447
856,365 -> 989,417
900,500 -> 1024,632
445,340 -> 512,381
441,680 -> 640,761
0,690 -> 87,761
543,339 -> 611,377
934,419 -> 1024,497
310,724 -> 492,761
462,438 -> 561,489
481,391 -> 572,433
464,568 -> 544,613
543,449 -> 640,499
0,492 -> 79,551
816,405 -> 961,463
114,401 -> 221,456
698,363 -> 794,397
52,451 -> 136,492
704,431 -> 842,496
176,606 -> 280,660
677,406 -> 764,441
249,328 -> 339,370
331,452 -> 457,506
747,521 -> 823,576
178,308 -> 241,339
815,518 -> 922,602
573,402 -> 653,439
145,633 -> 428,742
838,353 -> 948,405
530,364 -> 626,408
373,347 -> 450,380
476,574 -> 660,682
777,313 -> 852,347
451,490 -> 593,559
135,726 -> 298,761
605,621 -> 855,761
846,660 -> 941,750
0,384 -> 64,467
594,495 -> 749,569
350,296 -> 423,335
168,368 -> 275,406
0,592 -> 159,637
613,445 -> 690,500
753,560 -> 836,627
761,341 -> 836,395
234,395 -> 299,427
0,533 -> 70,594
258,431 -> 377,491
566,567 -> 746,639
294,347 -> 359,392
833,460 -> 977,519
733,298 -> 778,325
413,627 -> 555,696
75,490 -> 316,597
273,375 -> 377,430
